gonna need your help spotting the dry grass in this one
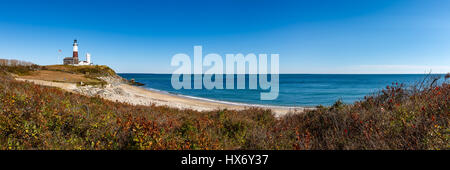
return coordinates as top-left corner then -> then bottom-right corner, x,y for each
18,70 -> 103,84
0,60 -> 113,86
43,65 -> 116,77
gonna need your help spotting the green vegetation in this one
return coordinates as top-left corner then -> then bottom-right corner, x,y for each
1,59 -> 116,86
41,65 -> 117,86
0,59 -> 40,76
1,59 -> 121,87
0,65 -> 448,149
42,65 -> 117,77
0,65 -> 39,76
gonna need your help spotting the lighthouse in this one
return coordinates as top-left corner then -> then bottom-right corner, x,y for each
63,39 -> 93,65
73,39 -> 79,64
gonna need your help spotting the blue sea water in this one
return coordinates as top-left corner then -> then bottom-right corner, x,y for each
118,74 -> 444,107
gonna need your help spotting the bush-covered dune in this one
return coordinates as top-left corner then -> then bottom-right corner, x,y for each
0,65 -> 448,150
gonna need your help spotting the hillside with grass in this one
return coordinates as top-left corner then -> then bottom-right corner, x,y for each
0,60 -> 448,150
0,59 -> 122,86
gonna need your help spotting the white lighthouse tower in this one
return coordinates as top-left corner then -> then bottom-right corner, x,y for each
86,53 -> 91,64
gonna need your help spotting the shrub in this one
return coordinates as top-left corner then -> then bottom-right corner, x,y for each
0,72 -> 448,150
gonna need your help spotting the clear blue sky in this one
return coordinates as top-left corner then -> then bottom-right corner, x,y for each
0,0 -> 449,73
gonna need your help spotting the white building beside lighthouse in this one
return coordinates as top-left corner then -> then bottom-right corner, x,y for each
78,53 -> 92,65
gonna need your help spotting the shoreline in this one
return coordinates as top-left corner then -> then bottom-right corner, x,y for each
15,77 -> 312,116
159,88 -> 310,109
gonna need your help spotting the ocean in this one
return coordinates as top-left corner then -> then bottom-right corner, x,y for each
118,74 -> 444,107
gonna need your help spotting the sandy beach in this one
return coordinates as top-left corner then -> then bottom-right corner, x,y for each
15,77 -> 310,116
